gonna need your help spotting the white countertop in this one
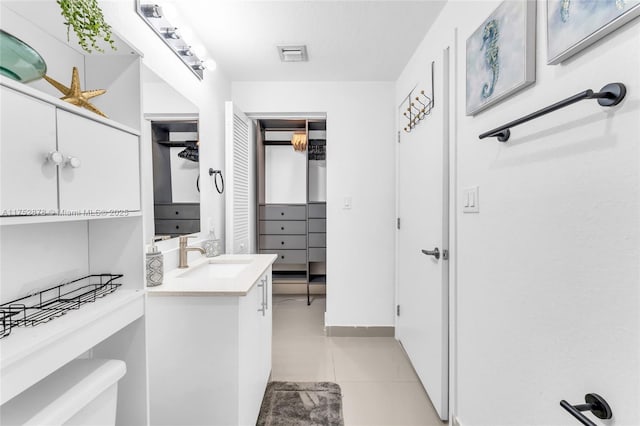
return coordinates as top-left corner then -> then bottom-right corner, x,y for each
146,254 -> 277,296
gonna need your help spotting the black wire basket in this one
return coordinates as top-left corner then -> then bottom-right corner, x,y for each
0,274 -> 122,339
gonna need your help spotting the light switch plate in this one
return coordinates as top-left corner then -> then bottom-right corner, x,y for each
463,186 -> 479,213
343,197 -> 352,209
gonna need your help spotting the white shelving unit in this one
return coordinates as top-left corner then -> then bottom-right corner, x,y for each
0,4 -> 148,424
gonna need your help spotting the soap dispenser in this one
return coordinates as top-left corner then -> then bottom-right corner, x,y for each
146,239 -> 163,287
203,228 -> 221,258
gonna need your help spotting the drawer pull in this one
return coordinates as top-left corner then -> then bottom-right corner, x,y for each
281,255 -> 285,259
175,211 -> 179,215
175,225 -> 179,229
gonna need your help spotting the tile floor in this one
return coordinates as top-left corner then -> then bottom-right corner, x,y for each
271,295 -> 445,426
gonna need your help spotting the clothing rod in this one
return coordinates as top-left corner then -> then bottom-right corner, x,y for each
478,82 -> 626,142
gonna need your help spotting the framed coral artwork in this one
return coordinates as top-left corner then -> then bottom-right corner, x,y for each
547,0 -> 640,64
466,0 -> 536,116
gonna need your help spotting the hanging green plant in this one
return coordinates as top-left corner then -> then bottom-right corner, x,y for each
57,0 -> 116,53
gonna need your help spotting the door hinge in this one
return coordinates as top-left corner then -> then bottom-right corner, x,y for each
397,218 -> 401,229
396,305 -> 401,316
397,131 -> 401,143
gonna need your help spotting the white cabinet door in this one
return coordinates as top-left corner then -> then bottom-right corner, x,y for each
238,271 -> 272,425
57,110 -> 140,212
0,86 -> 58,214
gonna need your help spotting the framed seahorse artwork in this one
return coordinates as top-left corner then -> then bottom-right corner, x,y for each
547,0 -> 640,64
465,0 -> 536,116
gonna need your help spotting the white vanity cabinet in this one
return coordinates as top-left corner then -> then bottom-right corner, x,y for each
0,82 -> 141,216
147,264 -> 273,426
238,271 -> 272,425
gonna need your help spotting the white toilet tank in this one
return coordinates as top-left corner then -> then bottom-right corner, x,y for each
0,359 -> 126,426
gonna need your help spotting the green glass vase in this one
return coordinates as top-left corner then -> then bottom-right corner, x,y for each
0,30 -> 47,83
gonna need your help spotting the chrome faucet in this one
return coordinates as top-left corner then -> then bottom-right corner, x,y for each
178,235 -> 205,268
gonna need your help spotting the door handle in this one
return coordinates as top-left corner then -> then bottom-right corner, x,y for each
421,248 -> 440,260
560,393 -> 612,426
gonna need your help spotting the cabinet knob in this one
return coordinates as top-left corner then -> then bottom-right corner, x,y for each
281,255 -> 285,259
65,156 -> 81,168
47,151 -> 64,166
281,226 -> 284,230
281,212 -> 284,216
281,241 -> 284,245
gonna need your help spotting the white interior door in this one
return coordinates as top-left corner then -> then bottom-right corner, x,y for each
224,102 -> 254,254
396,48 -> 451,420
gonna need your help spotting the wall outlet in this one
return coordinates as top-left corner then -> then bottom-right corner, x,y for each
463,186 -> 479,213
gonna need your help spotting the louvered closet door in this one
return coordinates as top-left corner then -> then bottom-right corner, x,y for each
224,102 -> 253,254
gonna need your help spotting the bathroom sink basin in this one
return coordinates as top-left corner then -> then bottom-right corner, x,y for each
178,259 -> 252,280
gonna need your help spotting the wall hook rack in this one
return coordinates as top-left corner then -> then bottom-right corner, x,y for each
403,61 -> 435,133
560,393 -> 613,426
479,82 -> 626,142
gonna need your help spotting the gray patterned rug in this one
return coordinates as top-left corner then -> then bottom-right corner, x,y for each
257,381 -> 344,426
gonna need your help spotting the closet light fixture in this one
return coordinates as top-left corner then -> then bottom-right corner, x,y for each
136,1 -> 215,80
291,132 -> 307,152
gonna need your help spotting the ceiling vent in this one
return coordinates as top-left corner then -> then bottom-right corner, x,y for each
277,45 -> 308,62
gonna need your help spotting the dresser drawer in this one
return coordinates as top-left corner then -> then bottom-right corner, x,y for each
308,218 -> 326,233
259,220 -> 306,235
260,204 -> 306,220
308,232 -> 326,247
155,219 -> 200,234
260,249 -> 307,264
309,248 -> 326,262
154,203 -> 200,220
260,235 -> 307,250
308,203 -> 326,218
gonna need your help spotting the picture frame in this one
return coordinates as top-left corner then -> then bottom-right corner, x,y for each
547,0 -> 640,65
466,0 -> 536,116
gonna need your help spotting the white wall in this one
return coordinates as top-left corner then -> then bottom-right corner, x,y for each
398,1 -> 640,424
100,1 -> 231,251
233,82 -> 396,327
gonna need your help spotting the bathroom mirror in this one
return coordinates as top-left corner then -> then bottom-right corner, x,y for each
142,66 -> 201,241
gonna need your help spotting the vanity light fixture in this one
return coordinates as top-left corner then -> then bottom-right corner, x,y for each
141,3 -> 162,18
162,27 -> 180,39
136,1 -> 215,80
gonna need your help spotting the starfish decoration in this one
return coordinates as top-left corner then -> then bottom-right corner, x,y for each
43,67 -> 108,118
